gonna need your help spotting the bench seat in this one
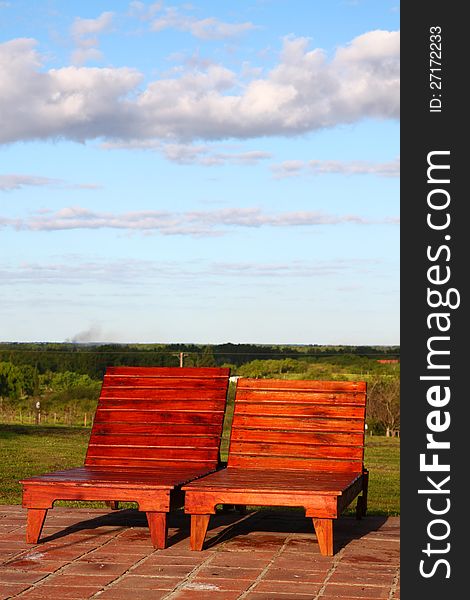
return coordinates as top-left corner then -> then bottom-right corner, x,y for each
183,468 -> 361,495
23,466 -> 214,489
21,367 -> 230,549
183,378 -> 368,556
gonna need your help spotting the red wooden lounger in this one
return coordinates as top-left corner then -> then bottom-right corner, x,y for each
183,378 -> 368,556
21,366 -> 230,549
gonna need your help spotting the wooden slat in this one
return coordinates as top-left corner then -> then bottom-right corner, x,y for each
231,414 -> 365,433
235,402 -> 365,419
97,398 -> 225,411
100,388 -> 227,400
227,455 -> 363,472
88,434 -> 220,448
86,446 -> 218,461
183,468 -> 360,492
229,442 -> 364,460
91,422 -> 223,436
86,457 -> 215,468
105,367 -> 230,377
236,389 -> 366,405
102,377 -> 228,389
93,411 -> 223,425
238,379 -> 366,392
24,466 -> 215,486
229,429 -> 364,447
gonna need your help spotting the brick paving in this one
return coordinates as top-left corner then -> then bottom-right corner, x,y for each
0,506 -> 399,600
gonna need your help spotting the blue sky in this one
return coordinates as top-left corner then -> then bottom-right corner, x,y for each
0,1 -> 399,345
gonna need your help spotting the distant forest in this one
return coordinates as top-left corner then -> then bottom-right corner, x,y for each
0,342 -> 399,380
0,343 -> 400,433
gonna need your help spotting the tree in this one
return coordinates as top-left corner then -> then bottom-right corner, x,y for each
366,375 -> 400,434
0,362 -> 29,399
237,358 -> 306,378
197,346 -> 216,367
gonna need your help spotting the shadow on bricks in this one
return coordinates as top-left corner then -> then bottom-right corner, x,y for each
36,508 -> 246,549
203,510 -> 390,554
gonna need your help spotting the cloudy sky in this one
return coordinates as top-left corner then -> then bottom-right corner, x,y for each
0,0 -> 399,345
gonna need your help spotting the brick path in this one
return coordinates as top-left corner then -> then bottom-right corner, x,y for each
0,506 -> 399,600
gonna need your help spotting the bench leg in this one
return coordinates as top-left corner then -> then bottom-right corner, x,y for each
312,518 -> 333,556
106,501 -> 119,510
362,470 -> 369,515
190,515 -> 210,551
356,471 -> 369,519
146,512 -> 168,549
356,496 -> 365,520
26,509 -> 48,544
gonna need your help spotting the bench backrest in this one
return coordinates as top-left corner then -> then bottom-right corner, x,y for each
227,379 -> 366,474
85,367 -> 230,469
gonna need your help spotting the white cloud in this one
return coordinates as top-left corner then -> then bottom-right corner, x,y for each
1,256 -> 378,288
308,158 -> 400,177
0,39 -> 142,143
0,30 -> 399,144
128,1 -> 163,20
1,257 -> 180,285
211,259 -> 378,278
101,139 -> 271,165
161,143 -> 272,165
272,158 -> 400,179
70,12 -> 114,65
2,206 -> 399,236
102,140 -> 271,165
271,160 -> 305,178
71,12 -> 114,37
0,216 -> 16,228
71,46 -> 104,66
71,182 -> 102,190
150,6 -> 257,40
0,173 -> 102,191
0,174 -> 62,191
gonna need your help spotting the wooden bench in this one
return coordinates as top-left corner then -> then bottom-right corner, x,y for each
21,366 -> 230,549
183,378 -> 368,556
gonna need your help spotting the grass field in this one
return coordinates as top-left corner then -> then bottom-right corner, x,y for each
0,424 -> 399,515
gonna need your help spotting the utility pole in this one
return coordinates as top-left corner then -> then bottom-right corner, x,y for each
174,352 -> 187,367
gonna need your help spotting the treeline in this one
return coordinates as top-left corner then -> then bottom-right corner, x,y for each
0,363 -> 101,426
0,343 -> 400,433
0,342 -> 399,380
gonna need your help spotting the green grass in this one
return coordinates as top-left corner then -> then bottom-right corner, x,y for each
363,436 -> 400,515
0,424 -> 91,506
0,424 -> 399,515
